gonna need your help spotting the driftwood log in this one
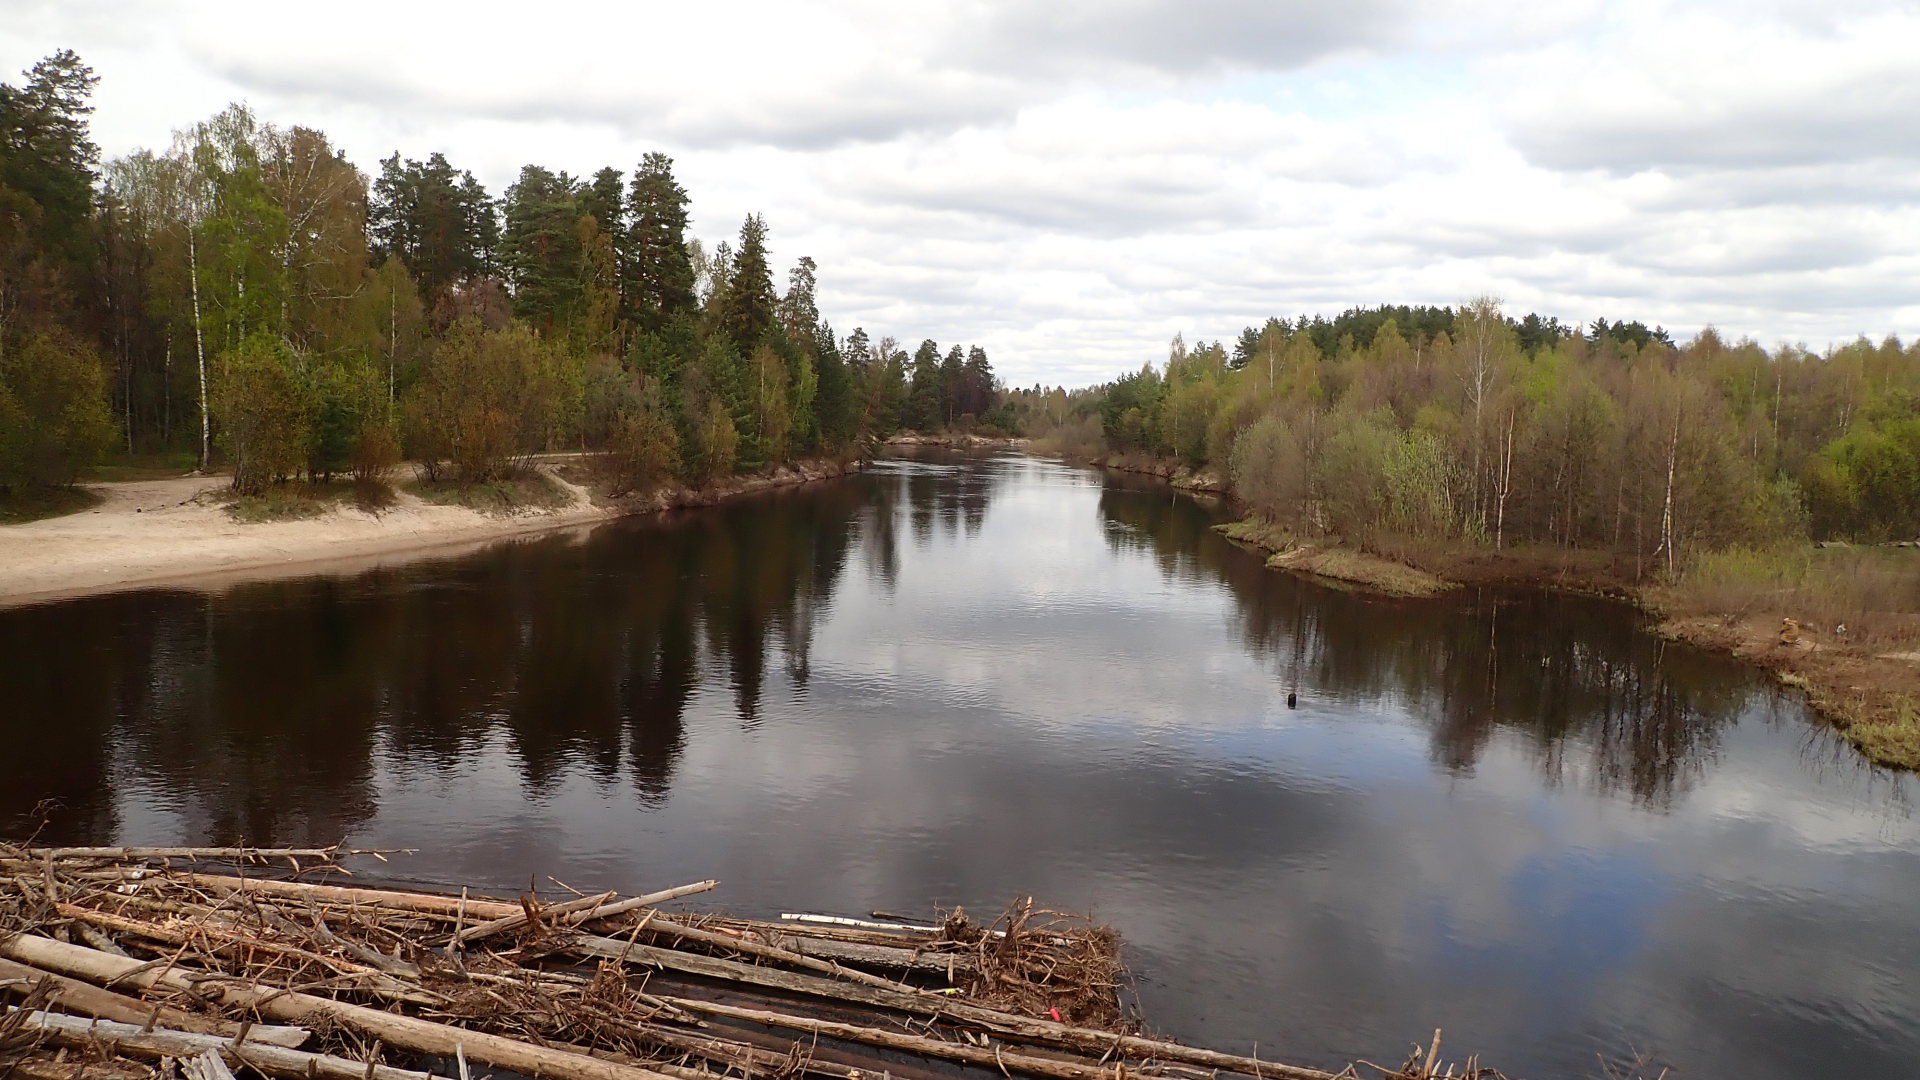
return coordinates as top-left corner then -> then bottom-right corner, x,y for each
0,846 -> 1488,1080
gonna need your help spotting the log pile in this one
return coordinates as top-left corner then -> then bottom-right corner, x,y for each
0,845 -> 1502,1080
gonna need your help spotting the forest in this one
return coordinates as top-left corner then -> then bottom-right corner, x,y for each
0,50 -> 1012,505
6,48 -> 1916,572
1025,300 -> 1920,568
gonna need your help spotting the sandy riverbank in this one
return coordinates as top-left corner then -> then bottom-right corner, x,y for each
0,458 -> 861,609
885,432 -> 1030,450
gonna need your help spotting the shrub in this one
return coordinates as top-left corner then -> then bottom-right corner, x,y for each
0,329 -> 117,490
350,423 -> 402,484
213,335 -> 312,495
403,319 -> 570,483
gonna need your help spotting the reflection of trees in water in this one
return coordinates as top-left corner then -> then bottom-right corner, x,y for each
0,602 -> 131,842
1098,478 -> 1755,806
1097,477 -> 1228,587
887,452 -> 1003,556
858,469 -> 904,592
0,585 -> 386,846
0,479 -> 863,844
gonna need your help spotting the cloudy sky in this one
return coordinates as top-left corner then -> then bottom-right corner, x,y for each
8,1 -> 1917,386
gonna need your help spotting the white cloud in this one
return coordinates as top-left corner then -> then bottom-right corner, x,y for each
3,0 -> 1916,387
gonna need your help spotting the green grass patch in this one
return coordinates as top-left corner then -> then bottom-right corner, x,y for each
1215,518 -> 1456,598
1840,696 -> 1920,770
1270,545 -> 1457,599
0,485 -> 103,524
1214,517 -> 1296,554
406,470 -> 572,516
223,480 -> 395,523
88,450 -> 201,482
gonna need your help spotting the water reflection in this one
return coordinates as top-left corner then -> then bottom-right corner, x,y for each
0,452 -> 1916,1080
0,478 -> 869,842
1099,480 -> 1759,806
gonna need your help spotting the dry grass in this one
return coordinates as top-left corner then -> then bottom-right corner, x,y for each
1215,519 -> 1457,598
1273,546 -> 1456,598
1666,545 -> 1920,652
406,468 -> 572,515
222,480 -> 396,523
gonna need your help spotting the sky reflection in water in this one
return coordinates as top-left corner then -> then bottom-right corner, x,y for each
2,452 -> 1916,1078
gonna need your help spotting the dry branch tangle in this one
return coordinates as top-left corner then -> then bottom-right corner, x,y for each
0,848 -> 1437,1080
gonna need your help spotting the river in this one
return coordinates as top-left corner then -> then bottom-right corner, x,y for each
2,451 -> 1916,1078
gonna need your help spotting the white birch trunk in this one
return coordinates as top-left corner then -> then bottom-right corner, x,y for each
189,228 -> 210,472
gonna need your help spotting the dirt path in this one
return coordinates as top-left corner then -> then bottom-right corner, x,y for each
0,468 -> 613,609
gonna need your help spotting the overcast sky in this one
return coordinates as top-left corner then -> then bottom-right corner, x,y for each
9,1 -> 1917,386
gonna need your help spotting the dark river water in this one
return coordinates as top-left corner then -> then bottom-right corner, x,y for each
4,452 -> 1917,1078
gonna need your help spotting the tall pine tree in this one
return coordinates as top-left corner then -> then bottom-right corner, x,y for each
624,152 -> 694,334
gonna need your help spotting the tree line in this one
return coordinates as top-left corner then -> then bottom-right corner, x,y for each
1050,299 -> 1919,564
0,51 -> 1009,499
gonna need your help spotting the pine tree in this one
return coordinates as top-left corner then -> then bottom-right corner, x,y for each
778,256 -> 818,343
497,165 -> 583,333
939,344 -> 964,427
368,152 -> 496,300
623,152 -> 694,334
962,345 -> 995,418
905,339 -> 941,430
0,49 -> 102,340
0,50 -> 99,272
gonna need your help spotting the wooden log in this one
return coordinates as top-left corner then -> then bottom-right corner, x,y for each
638,1009 -> 958,1080
560,880 -> 720,928
570,934 -> 1317,1080
0,957 -> 306,1045
20,848 -> 375,863
636,915 -> 909,993
12,1009 -> 433,1080
179,873 -> 519,920
2,935 -> 679,1080
452,890 -> 616,944
767,933 -> 972,977
779,913 -> 943,933
657,997 -> 1338,1080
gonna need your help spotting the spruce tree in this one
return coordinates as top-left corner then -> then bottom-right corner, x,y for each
719,213 -> 776,355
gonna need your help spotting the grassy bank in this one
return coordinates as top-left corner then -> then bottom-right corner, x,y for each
1216,514 -> 1920,769
223,479 -> 398,522
405,469 -> 573,515
1216,519 -> 1455,598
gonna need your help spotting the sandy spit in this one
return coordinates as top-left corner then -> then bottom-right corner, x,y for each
0,459 -> 857,609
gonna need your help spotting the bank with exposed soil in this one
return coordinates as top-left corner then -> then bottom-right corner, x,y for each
1210,511 -> 1920,770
